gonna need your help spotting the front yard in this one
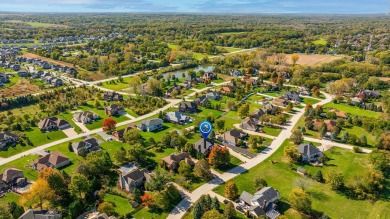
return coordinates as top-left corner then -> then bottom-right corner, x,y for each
212,139 -> 390,218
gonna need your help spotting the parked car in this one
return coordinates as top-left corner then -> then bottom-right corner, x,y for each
223,199 -> 229,204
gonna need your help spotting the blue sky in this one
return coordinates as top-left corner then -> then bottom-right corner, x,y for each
1,0 -> 388,14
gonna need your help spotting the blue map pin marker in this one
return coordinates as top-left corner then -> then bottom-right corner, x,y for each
199,120 -> 212,139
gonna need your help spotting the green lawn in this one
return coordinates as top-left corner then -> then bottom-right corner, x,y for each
217,46 -> 243,53
131,207 -> 169,219
25,127 -> 68,147
324,102 -> 381,119
104,193 -> 134,216
312,38 -> 328,45
5,20 -> 63,28
0,192 -> 21,205
262,126 -> 282,137
213,139 -> 390,219
99,77 -> 139,91
219,32 -> 249,35
0,154 -> 40,181
182,200 -> 246,219
213,155 -> 243,173
301,97 -> 320,105
168,43 -> 180,50
339,125 -> 376,147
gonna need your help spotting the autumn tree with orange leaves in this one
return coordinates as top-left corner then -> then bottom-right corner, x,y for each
141,193 -> 154,208
208,146 -> 230,168
102,118 -> 116,133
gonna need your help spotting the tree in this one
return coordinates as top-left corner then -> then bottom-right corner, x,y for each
69,174 -> 90,199
123,128 -> 142,144
291,130 -> 304,145
102,118 -> 116,133
284,146 -> 301,162
369,150 -> 389,171
178,160 -> 192,177
194,159 -> 213,180
145,168 -> 170,192
211,197 -> 220,210
327,171 -> 344,190
254,177 -> 268,190
360,135 -> 367,146
8,202 -> 24,219
291,54 -> 300,65
320,126 -> 327,139
20,179 -> 56,209
98,202 -> 115,216
141,193 -> 154,208
224,182 -> 238,199
0,205 -> 12,219
208,146 -> 230,168
201,209 -> 224,219
314,170 -> 324,182
68,200 -> 86,218
193,202 -> 203,219
289,188 -> 312,214
128,144 -> 147,163
224,201 -> 236,219
94,99 -> 101,108
216,119 -> 225,130
237,103 -> 249,118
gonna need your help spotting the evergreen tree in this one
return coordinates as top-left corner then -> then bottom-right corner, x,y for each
314,170 -> 324,182
193,202 -> 203,219
224,201 -> 236,219
211,197 -> 220,210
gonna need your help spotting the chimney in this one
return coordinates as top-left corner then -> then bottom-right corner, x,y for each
262,200 -> 267,210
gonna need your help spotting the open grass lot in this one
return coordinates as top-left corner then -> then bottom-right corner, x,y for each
168,43 -> 180,49
219,111 -> 242,130
284,54 -> 345,66
324,102 -> 381,119
213,139 -> 390,219
217,46 -> 243,53
104,193 -> 134,216
261,126 -> 283,137
0,154 -> 40,181
339,125 -> 376,147
301,97 -> 320,105
312,38 -> 328,45
99,77 -> 138,91
5,20 -> 66,28
131,207 -> 169,219
100,140 -> 128,158
213,155 -> 243,173
0,192 -> 21,205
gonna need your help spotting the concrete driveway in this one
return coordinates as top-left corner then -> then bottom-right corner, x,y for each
61,128 -> 78,137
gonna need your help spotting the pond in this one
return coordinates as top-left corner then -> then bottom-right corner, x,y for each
157,65 -> 214,80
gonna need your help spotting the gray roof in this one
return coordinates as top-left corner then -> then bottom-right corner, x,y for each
19,209 -> 61,219
140,118 -> 163,127
165,111 -> 189,123
298,143 -> 321,156
72,137 -> 100,153
251,187 -> 279,205
248,205 -> 266,216
239,191 -> 254,204
193,138 -> 214,154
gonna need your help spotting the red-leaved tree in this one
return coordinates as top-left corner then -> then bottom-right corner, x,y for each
102,118 -> 116,133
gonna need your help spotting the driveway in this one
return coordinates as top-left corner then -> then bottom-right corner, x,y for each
73,120 -> 90,133
61,128 -> 78,137
97,131 -> 113,141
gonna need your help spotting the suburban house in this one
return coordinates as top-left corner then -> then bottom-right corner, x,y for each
72,137 -> 101,155
0,168 -> 27,191
357,89 -> 381,99
193,96 -> 209,106
118,163 -> 151,192
298,87 -> 311,96
218,86 -> 233,95
230,69 -> 242,76
283,91 -> 302,102
87,212 -> 116,219
206,91 -> 221,100
19,210 -> 61,219
298,143 -> 323,162
0,131 -> 20,150
164,111 -> 191,125
105,104 -> 124,116
193,138 -> 214,157
104,91 -> 124,101
351,97 -> 363,105
178,102 -> 198,113
17,70 -> 29,77
112,124 -> 137,141
219,129 -> 248,146
263,103 -> 277,114
0,73 -> 9,83
38,117 -> 71,132
162,152 -> 195,170
50,78 -> 63,87
73,111 -> 100,124
324,120 -> 337,132
239,187 -> 281,219
137,118 -> 163,132
240,117 -> 259,132
251,109 -> 265,122
31,151 -> 70,171
203,72 -> 216,80
166,86 -> 182,97
272,97 -> 288,107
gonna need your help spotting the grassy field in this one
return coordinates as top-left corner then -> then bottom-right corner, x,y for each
213,139 -> 390,219
5,20 -> 66,28
219,32 -> 249,35
217,46 -> 243,53
312,38 -> 328,45
213,155 -> 243,173
104,193 -> 134,216
301,97 -> 321,105
182,200 -> 247,219
99,77 -> 138,91
0,192 -> 21,205
324,102 -> 381,119
262,126 -> 283,137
